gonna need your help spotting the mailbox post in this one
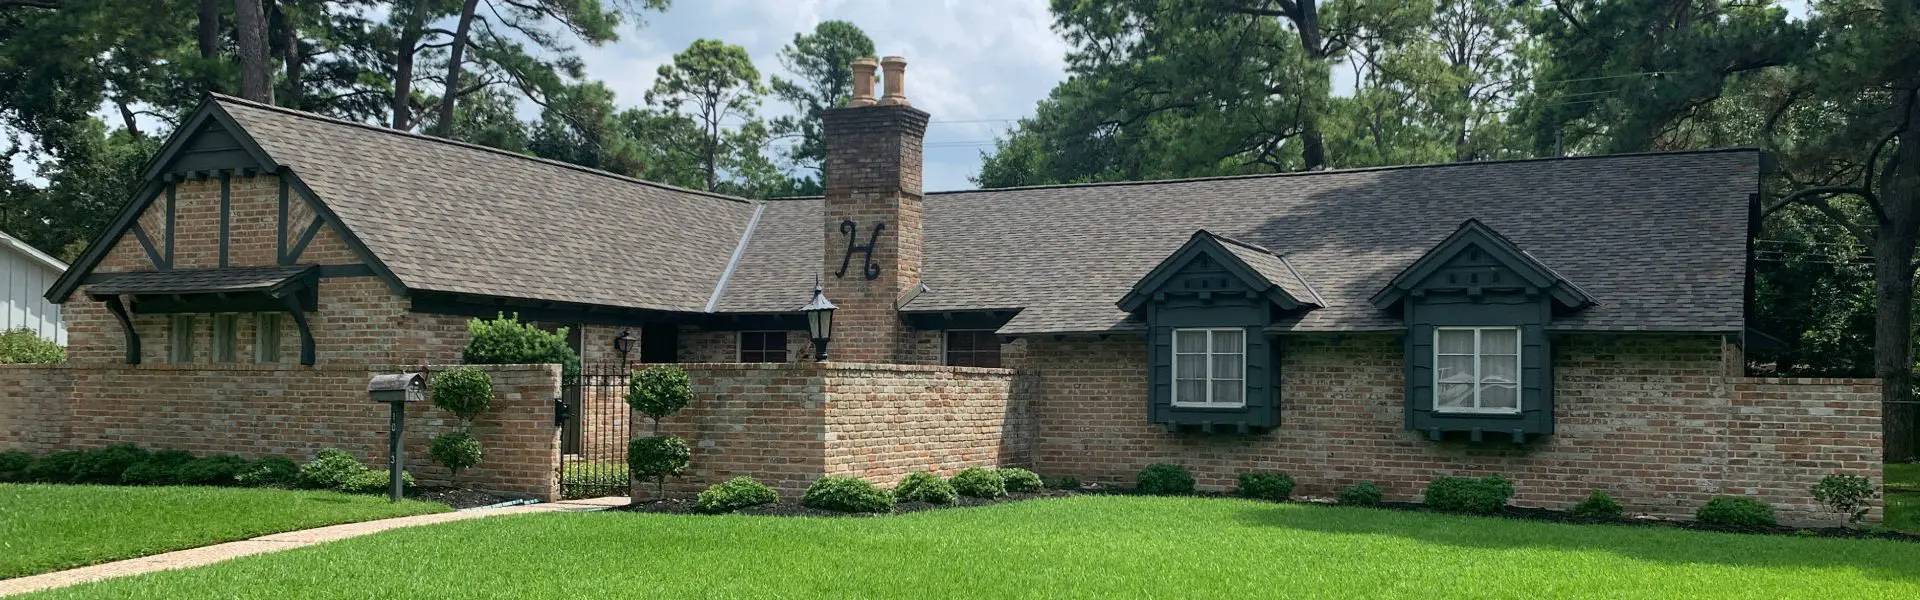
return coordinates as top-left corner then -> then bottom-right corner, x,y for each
367,373 -> 425,502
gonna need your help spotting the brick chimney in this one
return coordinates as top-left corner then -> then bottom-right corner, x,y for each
821,56 -> 927,363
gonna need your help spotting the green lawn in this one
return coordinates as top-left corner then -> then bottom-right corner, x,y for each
1890,462 -> 1920,533
23,496 -> 1920,599
0,484 -> 446,579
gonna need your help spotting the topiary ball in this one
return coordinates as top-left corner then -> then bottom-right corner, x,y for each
894,471 -> 959,504
996,468 -> 1044,493
1136,464 -> 1195,495
430,367 -> 494,423
952,467 -> 1007,498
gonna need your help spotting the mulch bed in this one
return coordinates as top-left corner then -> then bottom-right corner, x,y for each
615,485 -> 1920,543
411,487 -> 519,510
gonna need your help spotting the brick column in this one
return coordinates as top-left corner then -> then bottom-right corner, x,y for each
820,56 -> 928,364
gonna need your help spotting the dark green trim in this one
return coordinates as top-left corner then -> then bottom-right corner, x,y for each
1118,230 -> 1309,314
276,178 -> 289,265
128,224 -> 167,270
164,183 -> 176,267
410,292 -> 694,328
902,310 -> 1017,331
218,174 -> 231,268
102,295 -> 140,364
281,293 -> 315,366
280,173 -> 406,295
286,216 -> 325,264
1371,219 -> 1594,310
139,96 -> 279,182
317,264 -> 377,278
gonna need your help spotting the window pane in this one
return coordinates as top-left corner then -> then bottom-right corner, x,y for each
1176,380 -> 1206,404
170,315 -> 195,363
1437,329 -> 1475,354
1212,380 -> 1244,406
1175,354 -> 1207,381
1480,328 -> 1518,355
947,331 -> 975,352
1437,382 -> 1475,409
1174,330 -> 1206,353
213,314 -> 237,363
1481,354 -> 1519,386
256,314 -> 280,363
1436,355 -> 1476,385
1212,352 -> 1243,380
1481,384 -> 1519,411
741,332 -> 765,353
764,332 -> 788,355
1210,329 -> 1244,355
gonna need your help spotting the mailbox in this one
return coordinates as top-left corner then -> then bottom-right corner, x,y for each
368,373 -> 425,404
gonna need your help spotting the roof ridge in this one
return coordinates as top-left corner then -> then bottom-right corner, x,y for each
1205,230 -> 1284,256
208,93 -> 755,205
928,147 -> 1759,196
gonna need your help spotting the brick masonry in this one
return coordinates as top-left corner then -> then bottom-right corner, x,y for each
1022,333 -> 1882,525
0,363 -> 563,500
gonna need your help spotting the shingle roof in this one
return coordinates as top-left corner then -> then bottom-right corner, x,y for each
86,265 -> 315,296
1212,233 -> 1324,308
214,96 -> 757,313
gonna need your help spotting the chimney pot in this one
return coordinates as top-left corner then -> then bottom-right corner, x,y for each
879,56 -> 909,106
849,58 -> 878,107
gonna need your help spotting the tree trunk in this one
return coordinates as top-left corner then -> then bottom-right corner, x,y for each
1293,1 -> 1328,170
198,0 -> 222,94
433,0 -> 482,137
1875,91 -> 1920,462
276,0 -> 303,108
391,0 -> 426,130
234,0 -> 271,102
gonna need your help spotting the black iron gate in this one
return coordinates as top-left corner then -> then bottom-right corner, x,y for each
559,362 -> 632,498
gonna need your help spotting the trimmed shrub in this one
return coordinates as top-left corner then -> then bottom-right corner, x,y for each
894,471 -> 959,505
1810,474 -> 1877,524
802,476 -> 894,513
1135,464 -> 1195,495
0,326 -> 64,364
72,444 -> 149,484
1047,475 -> 1081,491
1338,482 -> 1383,507
1571,491 -> 1625,521
1423,475 -> 1515,514
297,449 -> 370,490
627,435 -> 691,494
23,450 -> 85,483
120,450 -> 196,485
236,456 -> 300,487
696,476 -> 779,513
996,468 -> 1044,493
1235,472 -> 1296,502
430,367 -> 494,423
952,467 -> 1007,498
340,469 -> 416,495
627,365 -> 693,431
0,450 -> 31,482
463,313 -> 580,383
1696,496 -> 1777,528
430,431 -> 485,482
177,455 -> 250,486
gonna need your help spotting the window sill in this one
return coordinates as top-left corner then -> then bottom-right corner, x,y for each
1432,409 -> 1523,418
1169,403 -> 1250,411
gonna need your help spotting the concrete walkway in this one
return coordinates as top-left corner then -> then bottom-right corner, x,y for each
0,497 -> 629,597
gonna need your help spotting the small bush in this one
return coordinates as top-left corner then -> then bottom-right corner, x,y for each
297,448 -> 370,490
1339,482 -> 1383,507
430,367 -> 494,423
340,468 -> 416,495
894,471 -> 959,504
429,431 -> 485,482
1570,491 -> 1625,521
1135,464 -> 1195,495
802,476 -> 894,513
0,450 -> 31,482
1810,474 -> 1877,524
997,468 -> 1044,493
236,456 -> 300,487
627,365 -> 693,429
1235,472 -> 1296,502
177,455 -> 250,486
1047,475 -> 1081,490
463,313 -> 580,383
120,450 -> 196,485
0,326 -> 65,364
23,450 -> 85,483
696,476 -> 779,513
1423,475 -> 1515,514
72,444 -> 149,484
952,467 -> 1007,498
1696,496 -> 1777,528
627,435 -> 691,493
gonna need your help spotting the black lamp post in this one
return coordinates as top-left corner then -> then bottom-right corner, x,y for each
612,329 -> 635,363
799,283 -> 837,361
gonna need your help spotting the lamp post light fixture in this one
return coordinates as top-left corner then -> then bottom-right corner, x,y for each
799,283 -> 837,361
612,329 -> 635,363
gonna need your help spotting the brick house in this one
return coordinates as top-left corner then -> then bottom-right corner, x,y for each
31,57 -> 1880,521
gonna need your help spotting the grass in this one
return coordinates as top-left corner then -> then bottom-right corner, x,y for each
1889,462 -> 1920,533
23,496 -> 1920,599
0,484 -> 446,579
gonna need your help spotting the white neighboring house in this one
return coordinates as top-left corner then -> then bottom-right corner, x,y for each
0,229 -> 67,345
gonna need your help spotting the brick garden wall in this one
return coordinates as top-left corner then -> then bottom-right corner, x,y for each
0,363 -> 562,500
1022,333 -> 1882,525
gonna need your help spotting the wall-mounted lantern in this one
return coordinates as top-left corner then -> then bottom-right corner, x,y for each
612,329 -> 635,363
799,283 -> 837,361
367,372 -> 424,502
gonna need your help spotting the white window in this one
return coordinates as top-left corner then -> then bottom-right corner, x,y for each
1434,327 -> 1521,414
169,314 -> 197,363
1172,328 -> 1245,407
256,313 -> 281,363
212,314 -> 238,363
